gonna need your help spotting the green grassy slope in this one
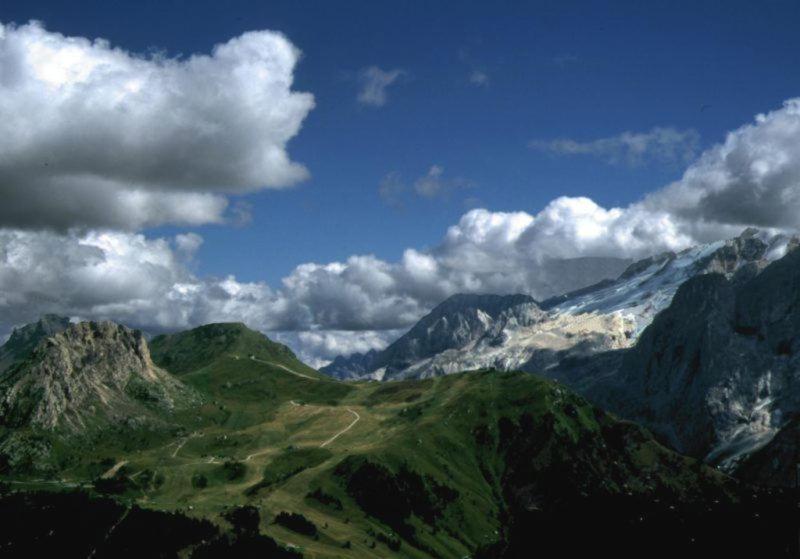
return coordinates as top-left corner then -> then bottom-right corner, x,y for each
150,322 -> 326,380
0,323 -> 756,557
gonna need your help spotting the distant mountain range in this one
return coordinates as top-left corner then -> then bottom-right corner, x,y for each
323,228 -> 794,380
321,229 -> 800,486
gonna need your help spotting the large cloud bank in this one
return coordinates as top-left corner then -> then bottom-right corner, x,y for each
646,99 -> 800,231
2,21 -> 800,365
0,21 -> 314,230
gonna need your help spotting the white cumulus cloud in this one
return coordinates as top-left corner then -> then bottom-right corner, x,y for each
0,20 -> 314,230
646,99 -> 800,231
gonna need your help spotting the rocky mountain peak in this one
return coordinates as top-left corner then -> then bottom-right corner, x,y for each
7,314 -> 71,345
35,320 -> 156,377
321,229 -> 800,385
696,229 -> 772,275
321,294 -> 541,379
425,293 -> 537,317
0,320 -> 195,432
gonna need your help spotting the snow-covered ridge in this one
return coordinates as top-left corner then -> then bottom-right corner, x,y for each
321,229 -> 795,381
548,228 -> 793,336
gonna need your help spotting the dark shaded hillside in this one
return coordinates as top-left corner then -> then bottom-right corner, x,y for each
481,371 -> 797,555
0,488 -> 305,558
485,485 -> 797,556
313,371 -> 797,556
736,414 -> 800,487
547,244 -> 800,483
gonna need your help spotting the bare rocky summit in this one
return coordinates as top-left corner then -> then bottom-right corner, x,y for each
0,321 -> 198,433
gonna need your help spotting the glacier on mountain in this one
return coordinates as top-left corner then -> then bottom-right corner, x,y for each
323,228 -> 792,382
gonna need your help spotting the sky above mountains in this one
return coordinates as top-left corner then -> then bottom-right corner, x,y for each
2,0 -> 800,365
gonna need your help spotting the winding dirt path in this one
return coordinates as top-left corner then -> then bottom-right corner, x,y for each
244,448 -> 271,462
320,408 -> 360,448
248,355 -> 318,381
101,460 -> 128,479
172,432 -> 203,458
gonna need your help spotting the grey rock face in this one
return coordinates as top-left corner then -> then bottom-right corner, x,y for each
321,294 -> 540,379
598,274 -> 738,457
398,304 -> 633,380
320,349 -> 381,380
317,229 -> 800,485
0,320 -> 197,432
578,244 -> 800,475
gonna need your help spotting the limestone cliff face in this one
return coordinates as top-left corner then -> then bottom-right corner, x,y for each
0,321 -> 197,432
583,245 -> 800,473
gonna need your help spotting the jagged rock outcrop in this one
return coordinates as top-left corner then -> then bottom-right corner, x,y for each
0,320 -> 198,432
0,315 -> 71,375
400,306 -> 634,380
574,242 -> 800,475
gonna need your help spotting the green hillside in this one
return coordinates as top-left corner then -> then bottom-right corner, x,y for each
0,321 -> 794,557
150,322 -> 326,379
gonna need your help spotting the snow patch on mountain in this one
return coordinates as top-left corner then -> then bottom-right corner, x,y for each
702,369 -> 784,471
549,242 -> 725,335
322,229 -> 793,383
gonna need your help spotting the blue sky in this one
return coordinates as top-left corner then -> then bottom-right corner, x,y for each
4,0 -> 800,286
3,1 -> 800,363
